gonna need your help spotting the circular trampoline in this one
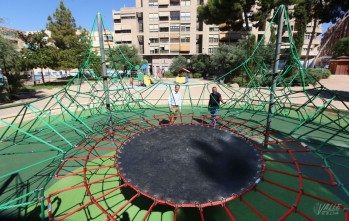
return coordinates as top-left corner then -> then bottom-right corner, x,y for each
117,124 -> 263,206
44,114 -> 347,220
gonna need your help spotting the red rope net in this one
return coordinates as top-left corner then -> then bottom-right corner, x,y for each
46,115 -> 348,221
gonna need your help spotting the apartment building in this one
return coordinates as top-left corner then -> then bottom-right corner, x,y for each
112,2 -> 322,70
91,30 -> 115,52
0,26 -> 26,51
112,0 -> 220,71
320,18 -> 349,57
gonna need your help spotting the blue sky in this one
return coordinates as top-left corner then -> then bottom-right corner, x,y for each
1,1 -> 333,35
0,0 -> 135,31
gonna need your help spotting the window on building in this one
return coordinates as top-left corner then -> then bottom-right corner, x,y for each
160,27 -> 169,32
149,38 -> 159,43
103,34 -> 114,42
150,47 -> 159,54
138,23 -> 144,32
116,41 -> 132,44
180,24 -> 190,32
170,24 -> 180,32
180,12 -> 191,21
208,47 -> 217,54
160,38 -> 169,43
114,19 -> 121,23
180,35 -> 190,43
170,0 -> 180,6
170,37 -> 180,43
305,34 -> 310,39
121,16 -> 136,19
159,45 -> 169,53
209,34 -> 219,43
149,0 -> 159,7
170,11 -> 180,21
181,0 -> 191,6
115,30 -> 131,34
209,26 -> 219,31
160,49 -> 170,54
149,13 -> 159,22
149,24 -> 159,32
159,16 -> 169,21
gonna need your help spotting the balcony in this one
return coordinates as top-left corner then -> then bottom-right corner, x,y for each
160,27 -> 169,32
160,38 -> 169,43
159,0 -> 170,5
170,0 -> 180,6
159,17 -> 169,21
180,44 -> 190,52
304,38 -> 321,45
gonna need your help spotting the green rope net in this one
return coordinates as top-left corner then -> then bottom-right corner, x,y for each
0,6 -> 348,221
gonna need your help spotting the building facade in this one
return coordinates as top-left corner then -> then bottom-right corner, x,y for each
0,26 -> 26,51
320,18 -> 349,57
112,0 -> 220,72
91,30 -> 115,52
112,1 -> 322,70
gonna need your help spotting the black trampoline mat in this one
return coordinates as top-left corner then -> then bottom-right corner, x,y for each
118,124 -> 263,204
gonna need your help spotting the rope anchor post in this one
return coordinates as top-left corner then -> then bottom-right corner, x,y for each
264,5 -> 285,149
97,12 -> 113,133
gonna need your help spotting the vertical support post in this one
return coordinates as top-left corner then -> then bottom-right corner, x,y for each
264,6 -> 284,148
97,13 -> 113,130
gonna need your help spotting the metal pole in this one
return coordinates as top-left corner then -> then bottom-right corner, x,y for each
264,6 -> 284,148
97,13 -> 113,128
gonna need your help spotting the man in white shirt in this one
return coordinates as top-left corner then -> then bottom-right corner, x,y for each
168,84 -> 181,124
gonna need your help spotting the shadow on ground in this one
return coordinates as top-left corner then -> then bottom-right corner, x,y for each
306,89 -> 349,102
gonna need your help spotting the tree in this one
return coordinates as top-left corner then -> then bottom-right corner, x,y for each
332,37 -> 349,57
19,31 -> 56,84
0,35 -> 22,102
0,35 -> 19,73
198,0 -> 256,34
108,44 -> 143,72
190,54 -> 213,76
211,42 -> 248,83
292,2 -> 309,54
169,55 -> 187,73
47,0 -> 87,73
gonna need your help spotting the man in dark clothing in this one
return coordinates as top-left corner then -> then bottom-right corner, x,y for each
208,87 -> 225,126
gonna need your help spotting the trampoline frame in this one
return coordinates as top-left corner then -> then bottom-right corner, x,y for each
46,114 -> 348,221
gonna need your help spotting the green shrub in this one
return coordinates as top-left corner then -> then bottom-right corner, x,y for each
192,73 -> 202,78
164,72 -> 175,78
229,76 -> 249,87
307,68 -> 331,80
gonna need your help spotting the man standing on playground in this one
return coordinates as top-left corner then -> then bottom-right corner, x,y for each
208,87 -> 225,126
168,84 -> 181,124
